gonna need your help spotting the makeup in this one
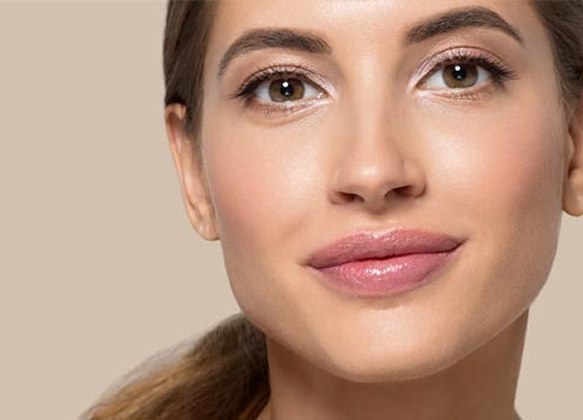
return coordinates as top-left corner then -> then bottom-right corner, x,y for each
307,229 -> 464,297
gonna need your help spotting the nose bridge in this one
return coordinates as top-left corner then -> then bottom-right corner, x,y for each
329,69 -> 424,209
347,93 -> 405,176
350,77 -> 404,160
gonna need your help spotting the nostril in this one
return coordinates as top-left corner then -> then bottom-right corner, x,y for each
337,191 -> 361,203
393,184 -> 414,197
396,181 -> 427,198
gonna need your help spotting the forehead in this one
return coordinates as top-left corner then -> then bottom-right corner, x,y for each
205,0 -> 541,65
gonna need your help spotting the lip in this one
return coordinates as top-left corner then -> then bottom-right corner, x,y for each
306,228 -> 464,297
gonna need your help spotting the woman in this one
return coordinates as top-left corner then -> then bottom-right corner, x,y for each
83,0 -> 583,419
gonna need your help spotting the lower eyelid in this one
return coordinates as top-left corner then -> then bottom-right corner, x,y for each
417,82 -> 499,102
245,96 -> 330,119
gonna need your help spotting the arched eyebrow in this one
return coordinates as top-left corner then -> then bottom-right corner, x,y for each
217,6 -> 524,80
404,6 -> 523,46
217,28 -> 331,80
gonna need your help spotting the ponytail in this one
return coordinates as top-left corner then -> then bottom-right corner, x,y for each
81,313 -> 270,420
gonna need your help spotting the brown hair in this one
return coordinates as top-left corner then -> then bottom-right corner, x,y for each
530,0 -> 583,116
81,1 -> 583,419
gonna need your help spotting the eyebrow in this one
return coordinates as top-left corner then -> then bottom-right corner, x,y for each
217,6 -> 524,80
404,6 -> 524,46
217,28 -> 331,80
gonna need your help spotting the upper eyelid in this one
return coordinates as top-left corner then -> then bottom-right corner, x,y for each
234,65 -> 331,98
416,46 -> 509,78
255,72 -> 324,93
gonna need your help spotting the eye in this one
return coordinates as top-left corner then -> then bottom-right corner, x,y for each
230,65 -> 328,116
422,63 -> 492,90
254,77 -> 324,103
417,49 -> 519,96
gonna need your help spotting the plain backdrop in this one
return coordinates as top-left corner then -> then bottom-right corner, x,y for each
0,1 -> 581,419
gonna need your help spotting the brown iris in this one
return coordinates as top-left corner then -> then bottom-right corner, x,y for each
442,64 -> 478,88
268,78 -> 305,102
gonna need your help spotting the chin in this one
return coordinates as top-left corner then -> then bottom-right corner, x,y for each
314,305 -> 529,386
302,305 -> 511,384
313,335 -> 469,384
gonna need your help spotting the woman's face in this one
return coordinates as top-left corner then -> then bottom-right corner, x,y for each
173,0 -> 579,380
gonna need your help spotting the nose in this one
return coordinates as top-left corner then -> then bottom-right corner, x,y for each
328,105 -> 426,213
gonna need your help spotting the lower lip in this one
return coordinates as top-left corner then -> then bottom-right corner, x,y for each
310,248 -> 460,297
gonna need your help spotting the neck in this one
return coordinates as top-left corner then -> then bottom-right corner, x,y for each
259,310 -> 528,420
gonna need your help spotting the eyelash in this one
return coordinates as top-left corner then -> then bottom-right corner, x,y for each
229,64 -> 322,117
419,48 -> 519,100
230,48 -> 519,117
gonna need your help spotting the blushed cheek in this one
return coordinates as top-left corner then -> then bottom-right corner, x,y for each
443,96 -> 566,310
471,108 -> 564,228
200,121 -> 328,329
479,108 -> 564,295
428,93 -> 566,235
202,122 -> 320,267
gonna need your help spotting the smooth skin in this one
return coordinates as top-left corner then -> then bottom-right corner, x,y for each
166,0 -> 583,419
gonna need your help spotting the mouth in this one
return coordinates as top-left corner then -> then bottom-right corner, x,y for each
306,228 -> 464,297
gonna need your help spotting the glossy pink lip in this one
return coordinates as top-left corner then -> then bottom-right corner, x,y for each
306,229 -> 464,297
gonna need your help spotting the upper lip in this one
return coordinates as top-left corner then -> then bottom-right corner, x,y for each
307,228 -> 463,269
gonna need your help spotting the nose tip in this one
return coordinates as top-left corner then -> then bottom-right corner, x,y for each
329,148 -> 426,212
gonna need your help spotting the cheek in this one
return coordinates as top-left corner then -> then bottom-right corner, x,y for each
461,112 -> 563,221
419,88 -> 566,240
200,118 -> 323,311
204,124 -> 318,248
423,93 -> 566,324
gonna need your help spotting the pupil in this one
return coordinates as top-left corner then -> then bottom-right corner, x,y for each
452,65 -> 466,81
269,78 -> 305,102
280,80 -> 294,97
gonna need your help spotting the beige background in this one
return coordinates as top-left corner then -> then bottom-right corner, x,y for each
0,1 -> 581,419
